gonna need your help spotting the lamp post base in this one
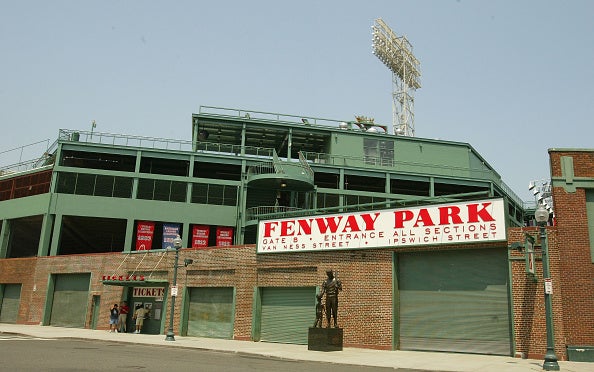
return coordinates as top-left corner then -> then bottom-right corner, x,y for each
165,332 -> 175,341
543,350 -> 560,371
543,361 -> 560,371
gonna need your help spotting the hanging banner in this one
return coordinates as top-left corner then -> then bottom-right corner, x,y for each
216,226 -> 234,247
136,221 -> 155,251
257,198 -> 507,254
162,223 -> 181,249
192,225 -> 210,248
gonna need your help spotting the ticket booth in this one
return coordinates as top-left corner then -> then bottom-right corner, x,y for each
101,276 -> 167,335
128,286 -> 165,335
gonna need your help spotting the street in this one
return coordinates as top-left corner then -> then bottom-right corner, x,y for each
0,335 -> 431,372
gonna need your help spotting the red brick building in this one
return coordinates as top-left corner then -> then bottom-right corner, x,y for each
1,109 -> 592,362
509,149 -> 594,362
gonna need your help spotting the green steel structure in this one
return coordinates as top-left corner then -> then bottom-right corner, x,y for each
0,105 -> 524,258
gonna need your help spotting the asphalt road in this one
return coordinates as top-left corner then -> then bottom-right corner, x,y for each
0,335 -> 429,372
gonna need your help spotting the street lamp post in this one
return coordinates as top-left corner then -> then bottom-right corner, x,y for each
165,234 -> 182,341
535,205 -> 560,371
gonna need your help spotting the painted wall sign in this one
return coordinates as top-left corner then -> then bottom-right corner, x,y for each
257,198 -> 506,254
133,287 -> 166,298
102,275 -> 145,281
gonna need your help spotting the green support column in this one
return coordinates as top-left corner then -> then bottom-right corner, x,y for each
339,169 -> 345,211
132,150 -> 142,198
0,219 -> 10,258
240,124 -> 246,156
49,214 -> 63,256
123,218 -> 134,253
187,155 -> 194,203
37,214 -> 55,257
287,128 -> 293,161
182,222 -> 190,246
385,173 -> 391,208
237,160 -> 248,245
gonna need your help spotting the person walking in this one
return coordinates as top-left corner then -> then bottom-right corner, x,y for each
118,301 -> 129,333
132,304 -> 147,334
109,303 -> 119,333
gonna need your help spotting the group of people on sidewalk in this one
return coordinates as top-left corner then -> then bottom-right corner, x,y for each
109,301 -> 149,334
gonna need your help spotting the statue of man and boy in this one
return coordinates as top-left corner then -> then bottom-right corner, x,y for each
314,269 -> 342,328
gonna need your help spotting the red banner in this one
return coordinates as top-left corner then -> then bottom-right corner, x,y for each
216,226 -> 234,247
192,225 -> 210,248
136,221 -> 155,251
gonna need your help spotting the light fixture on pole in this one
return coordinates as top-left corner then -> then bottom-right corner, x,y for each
372,18 -> 421,137
534,205 -> 560,371
165,234 -> 183,341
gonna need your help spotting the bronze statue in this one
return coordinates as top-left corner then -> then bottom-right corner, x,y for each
319,269 -> 342,328
313,294 -> 325,328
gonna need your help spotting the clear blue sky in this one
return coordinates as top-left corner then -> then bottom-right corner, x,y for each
1,1 -> 593,201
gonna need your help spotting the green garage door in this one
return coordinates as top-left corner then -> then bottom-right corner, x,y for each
398,248 -> 511,355
187,287 -> 234,339
50,273 -> 91,328
0,284 -> 22,323
260,287 -> 316,345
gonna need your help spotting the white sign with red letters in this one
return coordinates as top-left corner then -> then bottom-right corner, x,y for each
257,198 -> 506,254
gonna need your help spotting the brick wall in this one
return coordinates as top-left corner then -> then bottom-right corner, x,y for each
550,150 -> 594,348
1,241 -> 509,351
508,226 -> 567,360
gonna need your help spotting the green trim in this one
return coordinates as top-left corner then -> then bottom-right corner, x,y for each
0,284 -> 5,315
42,274 -> 56,326
585,190 -> 594,263
507,246 -> 517,357
179,286 -> 189,336
392,251 -> 399,350
231,286 -> 237,338
251,287 -> 262,341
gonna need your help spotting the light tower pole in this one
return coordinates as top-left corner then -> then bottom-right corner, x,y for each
372,18 -> 421,137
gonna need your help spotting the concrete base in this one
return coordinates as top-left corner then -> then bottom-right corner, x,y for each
308,327 -> 343,351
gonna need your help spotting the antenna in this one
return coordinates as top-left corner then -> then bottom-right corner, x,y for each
372,18 -> 421,137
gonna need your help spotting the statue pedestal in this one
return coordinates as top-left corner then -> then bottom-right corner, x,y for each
308,327 -> 343,351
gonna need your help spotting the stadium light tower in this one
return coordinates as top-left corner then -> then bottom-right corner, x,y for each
372,18 -> 421,137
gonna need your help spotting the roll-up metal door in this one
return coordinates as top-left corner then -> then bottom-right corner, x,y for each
50,273 -> 91,328
260,287 -> 315,345
398,248 -> 511,355
0,284 -> 22,323
187,287 -> 234,339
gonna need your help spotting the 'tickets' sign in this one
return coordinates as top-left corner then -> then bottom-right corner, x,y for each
136,221 -> 155,251
133,287 -> 165,298
257,198 -> 506,254
216,226 -> 234,247
192,225 -> 210,248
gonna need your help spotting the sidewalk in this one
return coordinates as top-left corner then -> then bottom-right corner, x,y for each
0,323 -> 591,372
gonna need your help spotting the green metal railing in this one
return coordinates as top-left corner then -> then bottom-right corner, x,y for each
245,191 -> 493,222
198,105 -> 347,128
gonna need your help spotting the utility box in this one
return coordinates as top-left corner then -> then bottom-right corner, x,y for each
567,346 -> 594,362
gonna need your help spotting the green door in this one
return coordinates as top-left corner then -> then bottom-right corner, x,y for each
0,284 -> 22,323
260,287 -> 316,345
187,287 -> 234,339
398,248 -> 511,355
50,274 -> 91,328
90,295 -> 100,329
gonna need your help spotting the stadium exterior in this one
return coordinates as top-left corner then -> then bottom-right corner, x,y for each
0,106 -> 591,361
